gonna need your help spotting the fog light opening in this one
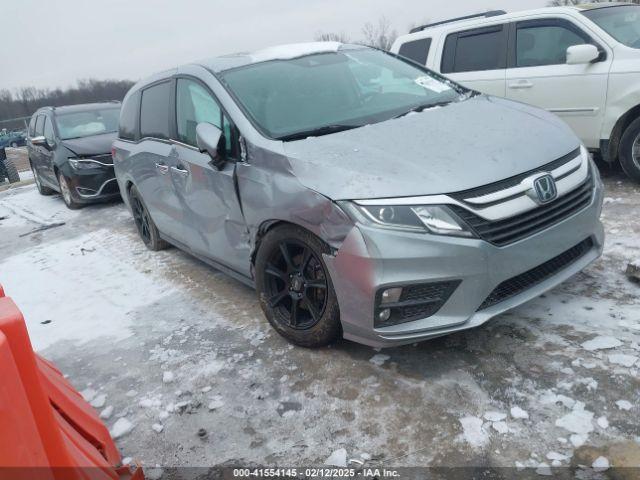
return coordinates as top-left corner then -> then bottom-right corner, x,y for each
378,308 -> 391,322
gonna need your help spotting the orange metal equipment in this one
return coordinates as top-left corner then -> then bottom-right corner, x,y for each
0,284 -> 143,480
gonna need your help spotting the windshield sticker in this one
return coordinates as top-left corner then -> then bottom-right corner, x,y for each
415,76 -> 451,93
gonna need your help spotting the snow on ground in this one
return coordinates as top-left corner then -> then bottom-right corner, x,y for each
0,171 -> 639,471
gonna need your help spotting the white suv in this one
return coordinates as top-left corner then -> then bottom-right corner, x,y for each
391,4 -> 640,182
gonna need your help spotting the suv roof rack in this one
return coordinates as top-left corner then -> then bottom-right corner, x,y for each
409,10 -> 507,33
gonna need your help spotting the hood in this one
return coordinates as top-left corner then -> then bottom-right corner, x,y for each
282,95 -> 579,200
61,132 -> 117,156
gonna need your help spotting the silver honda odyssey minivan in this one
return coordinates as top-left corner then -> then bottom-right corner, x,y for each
113,42 -> 604,348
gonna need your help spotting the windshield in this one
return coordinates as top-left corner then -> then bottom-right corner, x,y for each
584,5 -> 640,49
55,107 -> 120,140
220,48 -> 468,140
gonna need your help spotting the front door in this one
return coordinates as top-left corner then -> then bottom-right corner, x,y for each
41,116 -> 56,183
171,77 -> 250,276
505,18 -> 611,149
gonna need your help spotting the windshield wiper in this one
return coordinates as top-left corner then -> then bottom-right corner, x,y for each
277,124 -> 360,142
393,101 -> 454,119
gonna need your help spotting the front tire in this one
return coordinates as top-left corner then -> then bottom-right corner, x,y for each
255,224 -> 341,348
619,117 -> 640,183
128,185 -> 169,251
56,171 -> 82,209
32,164 -> 54,195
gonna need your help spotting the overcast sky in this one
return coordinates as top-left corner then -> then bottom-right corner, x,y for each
4,0 -> 547,92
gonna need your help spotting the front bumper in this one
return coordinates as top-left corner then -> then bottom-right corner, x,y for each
325,175 -> 605,348
61,162 -> 120,203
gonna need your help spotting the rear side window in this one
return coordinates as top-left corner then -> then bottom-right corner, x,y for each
34,115 -> 45,136
398,38 -> 432,65
140,82 -> 171,140
28,116 -> 37,137
119,91 -> 141,141
516,20 -> 592,68
442,25 -> 507,73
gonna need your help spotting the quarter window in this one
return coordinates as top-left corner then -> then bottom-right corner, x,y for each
398,38 -> 432,65
140,82 -> 172,140
119,91 -> 140,141
442,25 -> 507,73
516,23 -> 588,67
176,78 -> 222,147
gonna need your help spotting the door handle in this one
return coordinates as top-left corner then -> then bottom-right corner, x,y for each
170,165 -> 189,176
508,80 -> 534,89
155,163 -> 169,174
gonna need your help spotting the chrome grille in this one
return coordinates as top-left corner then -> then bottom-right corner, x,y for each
451,169 -> 593,247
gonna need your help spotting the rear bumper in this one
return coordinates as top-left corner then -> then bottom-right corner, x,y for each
325,173 -> 605,348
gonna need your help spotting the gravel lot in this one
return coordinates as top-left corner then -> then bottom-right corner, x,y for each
0,165 -> 638,476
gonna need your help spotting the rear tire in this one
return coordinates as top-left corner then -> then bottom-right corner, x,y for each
255,224 -> 341,348
619,117 -> 640,183
2,157 -> 20,183
56,171 -> 82,209
128,185 -> 169,251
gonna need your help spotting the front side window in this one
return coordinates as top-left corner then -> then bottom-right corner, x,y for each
442,26 -> 507,73
34,115 -> 45,136
176,78 -> 222,146
43,117 -> 55,144
516,23 -> 588,67
584,5 -> 640,49
28,116 -> 37,137
55,108 -> 120,140
140,82 -> 171,140
220,48 -> 467,140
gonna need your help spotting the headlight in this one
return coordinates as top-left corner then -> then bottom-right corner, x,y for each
341,202 -> 475,237
68,158 -> 103,170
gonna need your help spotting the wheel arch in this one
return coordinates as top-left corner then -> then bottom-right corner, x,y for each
607,103 -> 640,163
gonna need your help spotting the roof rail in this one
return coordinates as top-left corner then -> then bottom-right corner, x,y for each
409,10 -> 507,33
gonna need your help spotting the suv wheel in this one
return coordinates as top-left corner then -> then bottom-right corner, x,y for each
32,164 -> 54,195
56,171 -> 82,210
255,224 -> 341,348
129,185 -> 168,251
619,117 -> 640,183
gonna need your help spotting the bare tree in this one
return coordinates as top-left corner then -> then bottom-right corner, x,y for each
361,16 -> 398,51
314,31 -> 351,43
0,79 -> 135,130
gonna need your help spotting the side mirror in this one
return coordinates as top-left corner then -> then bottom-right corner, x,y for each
31,135 -> 47,147
195,122 -> 225,169
566,44 -> 599,65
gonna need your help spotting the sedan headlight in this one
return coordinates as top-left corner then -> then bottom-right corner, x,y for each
68,158 -> 103,170
341,202 -> 475,237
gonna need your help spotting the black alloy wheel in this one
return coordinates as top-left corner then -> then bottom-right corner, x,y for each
256,225 -> 341,347
265,239 -> 328,330
128,185 -> 168,251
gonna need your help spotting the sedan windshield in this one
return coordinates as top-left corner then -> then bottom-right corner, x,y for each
55,107 -> 120,140
584,5 -> 640,49
220,48 -> 469,140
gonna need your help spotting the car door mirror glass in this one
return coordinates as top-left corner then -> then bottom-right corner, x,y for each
566,44 -> 599,65
195,122 -> 225,169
